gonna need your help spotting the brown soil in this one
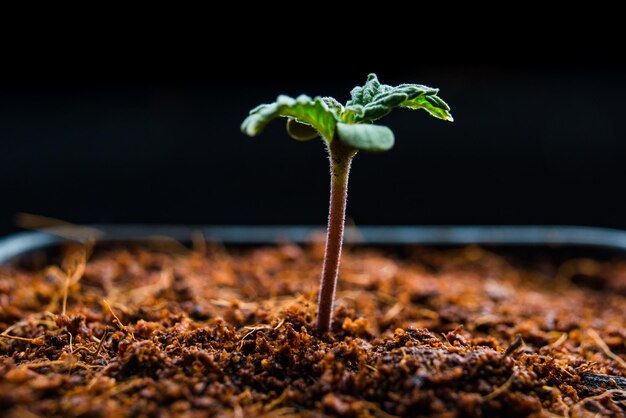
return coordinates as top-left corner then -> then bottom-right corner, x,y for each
1,242 -> 626,417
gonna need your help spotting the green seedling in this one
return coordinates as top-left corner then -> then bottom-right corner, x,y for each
242,74 -> 453,334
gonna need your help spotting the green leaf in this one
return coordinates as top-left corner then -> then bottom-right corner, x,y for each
402,95 -> 454,121
321,97 -> 344,115
345,74 -> 453,123
336,122 -> 395,152
241,95 -> 338,141
241,73 -> 452,154
348,73 -> 382,107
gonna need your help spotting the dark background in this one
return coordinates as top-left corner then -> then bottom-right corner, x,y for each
2,45 -> 625,236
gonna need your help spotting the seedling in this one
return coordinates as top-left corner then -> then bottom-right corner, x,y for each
242,74 -> 452,334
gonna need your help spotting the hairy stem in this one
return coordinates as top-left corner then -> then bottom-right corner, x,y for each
317,140 -> 356,334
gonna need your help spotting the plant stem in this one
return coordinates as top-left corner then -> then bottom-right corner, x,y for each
317,140 -> 356,334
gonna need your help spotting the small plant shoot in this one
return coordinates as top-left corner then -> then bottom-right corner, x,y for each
242,74 -> 453,334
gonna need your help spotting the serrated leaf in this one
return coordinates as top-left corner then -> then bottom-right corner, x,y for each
402,95 -> 454,121
340,105 -> 364,124
336,122 -> 395,152
322,97 -> 344,115
345,74 -> 453,123
348,73 -> 382,106
241,95 -> 338,141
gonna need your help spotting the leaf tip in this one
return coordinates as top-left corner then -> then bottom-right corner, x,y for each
240,118 -> 258,137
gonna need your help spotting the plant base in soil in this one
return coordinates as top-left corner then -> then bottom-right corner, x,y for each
1,242 -> 626,417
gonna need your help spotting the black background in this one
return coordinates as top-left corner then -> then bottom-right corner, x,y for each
2,36 -> 625,237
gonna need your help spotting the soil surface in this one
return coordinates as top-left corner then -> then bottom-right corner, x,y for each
1,241 -> 626,417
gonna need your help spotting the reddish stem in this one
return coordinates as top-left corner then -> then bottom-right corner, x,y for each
316,140 -> 356,334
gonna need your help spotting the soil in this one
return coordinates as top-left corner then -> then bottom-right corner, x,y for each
1,241 -> 626,417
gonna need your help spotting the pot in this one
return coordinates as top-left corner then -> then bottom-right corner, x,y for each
2,224 -> 626,265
